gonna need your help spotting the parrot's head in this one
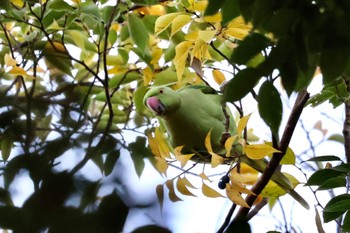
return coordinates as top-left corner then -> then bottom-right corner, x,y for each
143,86 -> 181,116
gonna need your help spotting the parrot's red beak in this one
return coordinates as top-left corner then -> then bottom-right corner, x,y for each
146,96 -> 166,115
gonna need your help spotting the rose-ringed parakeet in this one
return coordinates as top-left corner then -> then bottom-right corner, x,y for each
143,84 -> 309,209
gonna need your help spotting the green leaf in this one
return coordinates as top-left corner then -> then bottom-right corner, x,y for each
108,72 -> 142,88
320,44 -> 350,84
230,33 -> 271,65
128,13 -> 149,54
133,85 -> 149,114
104,150 -> 120,176
327,134 -> 345,144
221,0 -> 240,26
324,196 -> 350,213
306,169 -> 345,186
223,68 -> 261,102
128,137 -> 153,177
317,176 -> 346,190
257,81 -> 282,138
305,155 -> 343,163
342,211 -> 350,232
1,134 -> 13,162
49,0 -> 73,11
204,0 -> 226,16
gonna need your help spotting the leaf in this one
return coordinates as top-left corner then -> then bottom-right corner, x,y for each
129,137 -> 153,177
202,182 -> 224,198
212,69 -> 226,85
4,54 -> 16,66
237,114 -> 251,136
226,183 -> 250,208
174,146 -> 195,168
166,179 -> 182,202
257,81 -> 282,138
317,176 -> 346,190
223,68 -> 261,102
204,0 -> 226,16
10,0 -> 23,8
315,207 -> 326,233
128,13 -> 149,54
154,13 -> 179,35
230,33 -> 271,65
199,172 -> 211,181
343,211 -> 350,232
304,155 -> 343,163
320,44 -> 350,84
104,150 -> 120,176
176,177 -> 196,197
156,184 -> 164,210
1,135 -> 13,162
324,196 -> 350,213
245,144 -> 280,160
205,130 -> 224,167
154,157 -> 168,174
225,135 -> 238,157
306,169 -> 345,186
171,14 -> 192,36
8,67 -> 27,76
173,41 -> 193,80
323,194 -> 350,223
265,142 -> 295,165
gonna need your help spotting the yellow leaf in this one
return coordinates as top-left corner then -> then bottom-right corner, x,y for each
181,176 -> 197,189
154,157 -> 168,174
47,19 -> 64,30
176,177 -> 196,196
174,146 -> 195,168
265,142 -> 296,165
204,12 -> 222,23
204,130 -> 213,153
171,14 -> 192,36
212,69 -> 226,85
198,30 -> 216,43
154,13 -> 179,35
10,0 -> 24,8
166,179 -> 182,202
224,135 -> 238,157
202,182 -> 224,198
245,144 -> 280,160
210,152 -> 224,168
4,54 -> 17,67
224,17 -> 252,40
239,163 -> 259,174
9,67 -> 27,76
108,66 -> 128,75
192,1 -> 207,12
230,169 -> 259,186
226,183 -> 250,208
151,46 -> 163,65
154,127 -> 171,158
173,41 -> 193,80
199,172 -> 211,181
237,114 -> 251,136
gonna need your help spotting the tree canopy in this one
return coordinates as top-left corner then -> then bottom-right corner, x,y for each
0,0 -> 350,232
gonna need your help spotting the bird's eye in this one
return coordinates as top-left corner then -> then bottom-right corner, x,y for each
159,89 -> 164,94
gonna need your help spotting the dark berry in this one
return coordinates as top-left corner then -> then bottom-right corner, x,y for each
220,175 -> 230,184
218,181 -> 226,189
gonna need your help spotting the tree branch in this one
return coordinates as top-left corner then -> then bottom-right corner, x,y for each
229,90 -> 310,225
343,80 -> 350,163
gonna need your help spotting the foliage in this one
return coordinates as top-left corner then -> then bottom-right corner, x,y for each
0,0 -> 349,232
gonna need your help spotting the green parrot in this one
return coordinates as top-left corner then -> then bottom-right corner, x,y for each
143,84 -> 309,209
